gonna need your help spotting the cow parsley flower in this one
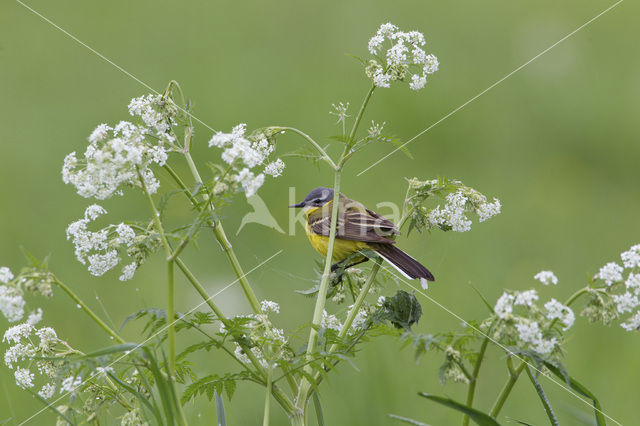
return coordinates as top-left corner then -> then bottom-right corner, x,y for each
63,94 -> 177,200
27,308 -> 43,326
621,311 -> 640,331
514,290 -> 538,307
544,298 -> 575,330
626,273 -> 640,294
595,262 -> 624,286
4,343 -> 36,369
0,285 -> 25,322
60,375 -> 83,394
365,23 -> 438,90
14,368 -> 35,389
3,323 -> 33,344
264,159 -> 285,177
494,292 -> 514,319
36,327 -> 58,351
209,124 -> 283,197
534,270 -> 558,286
329,102 -> 350,124
67,205 -> 140,279
321,310 -> 342,331
477,198 -> 502,222
621,244 -> 640,269
348,307 -> 369,334
38,383 -> 56,399
429,191 -> 472,232
0,267 -> 13,284
612,292 -> 639,314
515,321 -> 556,354
260,300 -> 280,314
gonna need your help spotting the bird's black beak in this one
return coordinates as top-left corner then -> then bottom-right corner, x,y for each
288,201 -> 305,208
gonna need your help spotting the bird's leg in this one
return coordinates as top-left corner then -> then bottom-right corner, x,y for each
330,257 -> 370,285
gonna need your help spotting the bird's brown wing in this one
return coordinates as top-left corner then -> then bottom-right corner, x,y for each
309,209 -> 398,244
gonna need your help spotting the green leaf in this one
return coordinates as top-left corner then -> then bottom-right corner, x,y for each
312,392 -> 325,426
418,393 -> 501,426
388,413 -> 430,425
373,290 -> 422,331
470,285 -> 495,315
542,361 -> 606,426
214,390 -> 227,426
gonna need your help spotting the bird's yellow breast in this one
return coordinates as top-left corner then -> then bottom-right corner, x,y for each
304,221 -> 367,262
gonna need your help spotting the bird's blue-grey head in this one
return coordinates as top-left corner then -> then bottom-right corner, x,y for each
289,187 -> 335,208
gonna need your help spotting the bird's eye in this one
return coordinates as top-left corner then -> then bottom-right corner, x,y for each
313,198 -> 323,204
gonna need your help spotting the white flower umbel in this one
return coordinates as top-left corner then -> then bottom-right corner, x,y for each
63,94 -> 178,200
626,273 -> 640,294
264,159 -> 285,178
320,310 -> 342,332
60,375 -> 83,394
515,320 -> 556,355
494,292 -> 515,319
621,311 -> 640,331
0,267 -> 14,284
14,368 -> 35,389
514,290 -> 538,307
38,383 -> 56,399
534,270 -> 558,286
595,262 -> 624,286
3,323 -> 33,344
348,306 -> 369,335
209,124 -> 283,197
27,308 -> 43,326
544,298 -> 575,331
477,199 -> 502,222
260,300 -> 280,314
329,102 -> 350,125
0,285 -> 26,322
36,327 -> 58,352
66,205 -> 139,279
612,292 -> 640,314
429,191 -> 472,232
621,244 -> 640,269
366,23 -> 439,90
4,343 -> 36,369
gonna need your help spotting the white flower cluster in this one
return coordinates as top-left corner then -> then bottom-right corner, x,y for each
321,307 -> 368,335
330,102 -> 350,125
0,282 -> 25,323
534,270 -> 558,286
260,300 -> 280,314
63,94 -> 178,200
209,124 -> 285,197
590,244 -> 640,331
429,191 -> 501,232
366,23 -> 439,90
493,289 -> 575,355
66,205 -> 138,280
2,322 -> 65,393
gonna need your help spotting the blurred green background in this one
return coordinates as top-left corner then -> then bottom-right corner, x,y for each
1,0 -> 639,424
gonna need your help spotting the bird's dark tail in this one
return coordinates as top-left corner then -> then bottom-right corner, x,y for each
369,243 -> 435,282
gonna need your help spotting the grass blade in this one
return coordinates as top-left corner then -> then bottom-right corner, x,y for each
312,392 -> 325,426
388,413 -> 430,425
418,393 -> 501,426
214,389 -> 227,426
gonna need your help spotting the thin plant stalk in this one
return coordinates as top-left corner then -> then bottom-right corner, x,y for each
462,334 -> 491,426
53,277 -> 125,344
137,167 -> 177,375
263,365 -> 273,426
489,361 -> 526,417
182,151 -> 263,314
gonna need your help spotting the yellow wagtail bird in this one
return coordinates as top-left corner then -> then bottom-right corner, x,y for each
290,187 -> 435,282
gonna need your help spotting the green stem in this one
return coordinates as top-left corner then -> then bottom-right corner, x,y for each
489,361 -> 526,418
297,169 -> 342,409
290,412 -> 305,426
277,127 -> 337,170
183,151 -> 263,314
53,278 -> 125,344
137,167 -> 176,375
525,365 -> 559,425
345,86 -> 375,150
263,365 -> 273,426
462,335 -> 491,426
167,260 -> 176,375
